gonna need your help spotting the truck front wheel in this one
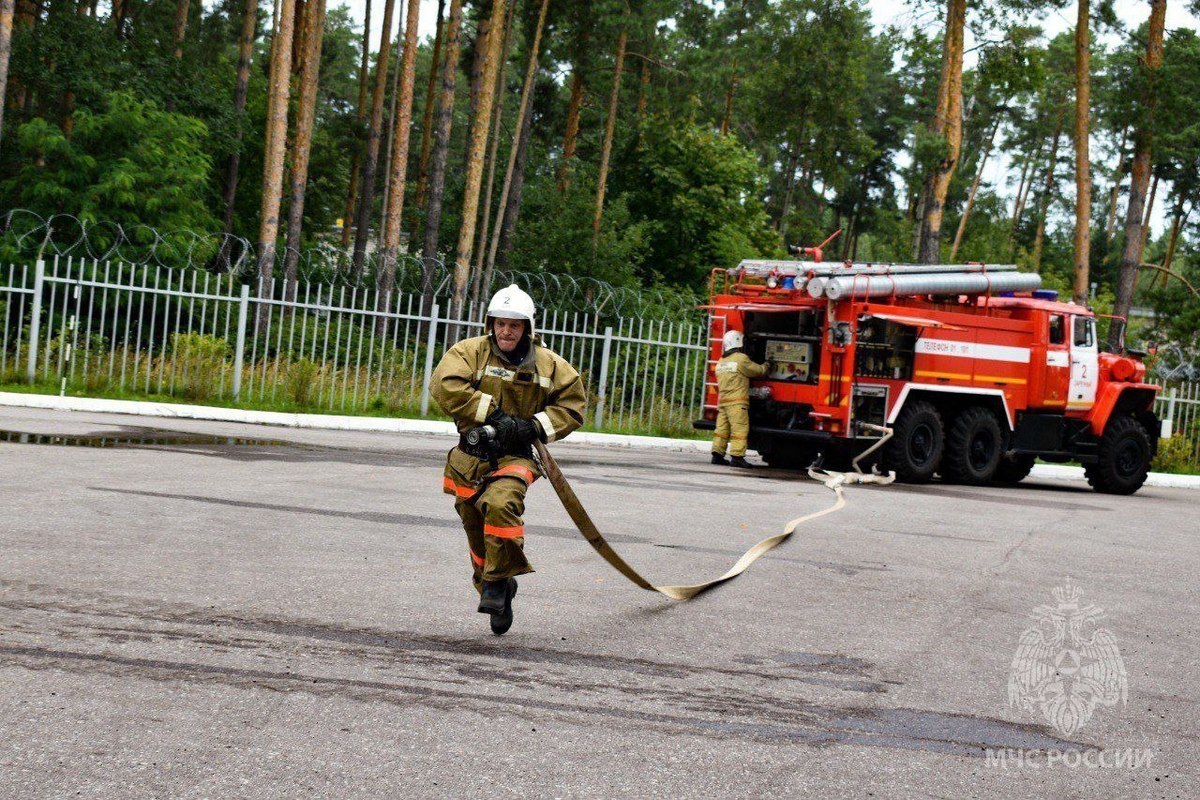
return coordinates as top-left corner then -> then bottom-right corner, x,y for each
884,400 -> 944,483
1085,415 -> 1152,495
944,406 -> 1003,485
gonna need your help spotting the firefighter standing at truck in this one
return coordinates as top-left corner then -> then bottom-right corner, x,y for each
712,329 -> 768,468
430,284 -> 586,635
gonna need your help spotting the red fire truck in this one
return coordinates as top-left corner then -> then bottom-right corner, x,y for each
695,258 -> 1163,494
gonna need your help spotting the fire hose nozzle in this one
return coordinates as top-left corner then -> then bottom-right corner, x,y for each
466,425 -> 498,447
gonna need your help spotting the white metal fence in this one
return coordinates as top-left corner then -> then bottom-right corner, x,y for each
1157,382 -> 1200,469
0,257 -> 710,436
3,255 -> 1198,461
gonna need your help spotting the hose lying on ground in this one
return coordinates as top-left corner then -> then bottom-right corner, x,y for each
532,426 -> 895,601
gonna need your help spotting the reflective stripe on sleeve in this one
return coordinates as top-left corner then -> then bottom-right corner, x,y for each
474,392 -> 493,423
469,549 -> 485,567
534,411 -> 557,442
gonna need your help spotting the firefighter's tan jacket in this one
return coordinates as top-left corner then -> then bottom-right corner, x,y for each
431,333 -> 586,443
715,350 -> 767,405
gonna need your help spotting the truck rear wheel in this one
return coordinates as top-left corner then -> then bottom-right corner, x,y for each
884,400 -> 944,483
944,406 -> 1003,485
1085,415 -> 1152,495
994,454 -> 1036,484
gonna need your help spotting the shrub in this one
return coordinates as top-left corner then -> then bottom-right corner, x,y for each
1153,433 -> 1200,475
171,333 -> 228,401
286,358 -> 321,407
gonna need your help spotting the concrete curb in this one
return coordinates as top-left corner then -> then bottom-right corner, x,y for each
0,392 -> 711,453
3,392 -> 1196,488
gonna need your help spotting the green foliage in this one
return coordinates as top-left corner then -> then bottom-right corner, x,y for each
0,0 -> 1196,350
2,93 -> 217,239
1153,434 -> 1200,475
620,115 -> 778,285
508,168 -> 651,287
172,332 -> 229,401
285,358 -> 322,407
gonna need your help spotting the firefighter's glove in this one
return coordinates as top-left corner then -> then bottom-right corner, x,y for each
486,409 -> 540,448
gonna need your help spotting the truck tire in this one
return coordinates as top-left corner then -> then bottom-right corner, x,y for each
943,406 -> 1003,485
884,400 -> 944,483
994,454 -> 1036,485
1085,415 -> 1152,495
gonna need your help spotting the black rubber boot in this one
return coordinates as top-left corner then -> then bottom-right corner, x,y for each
711,452 -> 729,465
730,456 -> 754,468
489,578 -> 518,636
478,579 -> 508,615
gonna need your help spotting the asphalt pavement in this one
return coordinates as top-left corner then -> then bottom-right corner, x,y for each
0,405 -> 1196,798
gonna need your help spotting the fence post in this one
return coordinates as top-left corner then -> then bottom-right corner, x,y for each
26,259 -> 45,384
232,283 -> 250,400
1163,386 -> 1178,438
594,326 -> 614,429
421,303 -> 440,416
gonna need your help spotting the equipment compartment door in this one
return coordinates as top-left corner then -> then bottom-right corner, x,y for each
1067,315 -> 1098,410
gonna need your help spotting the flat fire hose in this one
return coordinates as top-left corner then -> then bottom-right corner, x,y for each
533,437 -> 892,601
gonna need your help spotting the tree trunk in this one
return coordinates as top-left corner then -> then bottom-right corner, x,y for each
466,6 -> 492,135
593,20 -> 628,241
216,0 -> 258,270
379,25 -> 405,249
114,0 -> 128,38
1105,126 -> 1128,241
1009,138 -> 1043,250
340,0 -> 372,250
491,89 -> 534,277
0,0 -> 14,152
350,0 -> 399,282
450,0 -> 507,319
949,113 -> 1000,261
719,56 -> 738,136
6,0 -> 34,117
720,0 -> 745,136
471,0 -> 518,305
256,0 -> 297,312
911,185 -> 927,259
486,0 -> 550,284
1072,0 -> 1091,303
420,0 -> 465,310
377,0 -> 421,315
557,65 -> 584,192
1031,106 -> 1065,274
1136,172 -> 1159,269
916,0 -> 966,264
778,147 -> 799,239
636,53 -> 650,117
172,0 -> 189,58
282,0 -> 327,296
1159,196 -> 1190,284
413,0 -> 445,227
1109,0 -> 1165,352
291,0 -> 308,77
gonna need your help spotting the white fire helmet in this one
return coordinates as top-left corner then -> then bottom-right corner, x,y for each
486,284 -> 537,336
722,329 -> 744,352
